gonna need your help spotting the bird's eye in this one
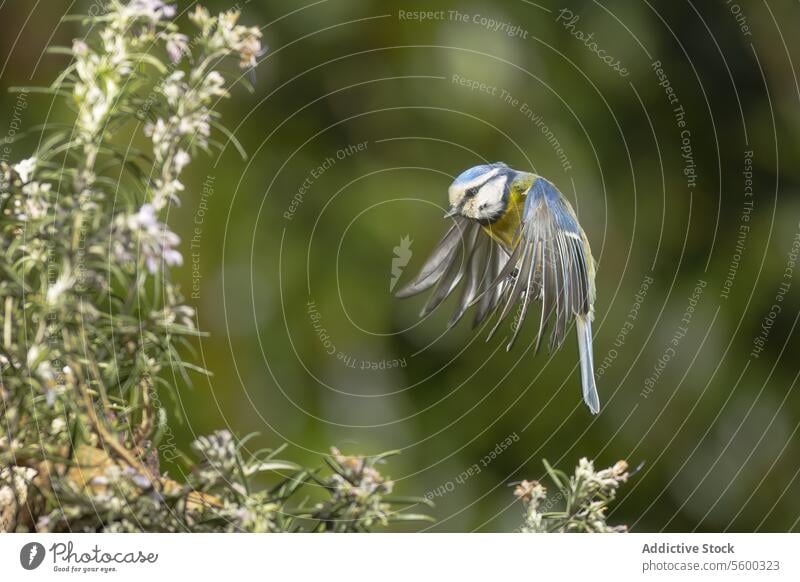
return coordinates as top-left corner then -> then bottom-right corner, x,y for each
465,187 -> 478,198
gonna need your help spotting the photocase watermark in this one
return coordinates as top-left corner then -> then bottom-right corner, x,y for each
555,8 -> 629,77
390,235 -> 413,292
19,540 -> 158,574
424,432 -> 519,501
509,268 -> 544,332
449,10 -> 529,39
20,542 -> 46,570
85,0 -> 110,17
42,211 -> 78,404
26,541 -> 159,574
1,92 -> 28,164
398,9 -> 529,39
451,73 -> 573,172
651,60 -> 697,192
750,223 -> 800,359
284,141 -> 368,221
511,488 -> 565,533
74,198 -> 91,293
641,280 -> 706,399
144,372 -> 180,463
725,0 -> 752,37
597,274 -> 654,377
306,299 -> 406,370
720,149 -> 754,300
189,174 -> 215,300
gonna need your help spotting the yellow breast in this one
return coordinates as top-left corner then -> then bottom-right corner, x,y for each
481,189 -> 526,250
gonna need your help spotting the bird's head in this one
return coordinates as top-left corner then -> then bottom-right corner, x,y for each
446,162 -> 516,223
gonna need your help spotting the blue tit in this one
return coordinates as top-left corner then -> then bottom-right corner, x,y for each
396,162 -> 599,414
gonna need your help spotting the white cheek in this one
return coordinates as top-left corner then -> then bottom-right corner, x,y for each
475,179 -> 506,217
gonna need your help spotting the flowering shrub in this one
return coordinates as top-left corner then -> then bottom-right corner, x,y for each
0,1 -> 428,533
307,447 -> 414,532
514,458 -> 630,533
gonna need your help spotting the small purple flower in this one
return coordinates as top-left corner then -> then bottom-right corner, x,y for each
129,0 -> 176,21
166,33 -> 189,64
114,204 -> 183,274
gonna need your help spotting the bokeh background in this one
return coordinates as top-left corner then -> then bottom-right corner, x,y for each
2,0 -> 800,532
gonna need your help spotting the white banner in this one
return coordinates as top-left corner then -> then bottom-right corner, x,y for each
1,533 -> 798,581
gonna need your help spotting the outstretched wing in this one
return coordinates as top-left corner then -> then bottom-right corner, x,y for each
394,216 -> 511,328
485,177 -> 595,352
482,177 -> 599,413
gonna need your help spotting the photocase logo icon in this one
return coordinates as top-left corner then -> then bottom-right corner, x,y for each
20,542 -> 46,570
390,235 -> 413,292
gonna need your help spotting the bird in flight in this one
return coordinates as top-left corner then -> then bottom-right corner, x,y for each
396,163 -> 599,413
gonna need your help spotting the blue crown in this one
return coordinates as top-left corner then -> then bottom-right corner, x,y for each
452,162 -> 509,186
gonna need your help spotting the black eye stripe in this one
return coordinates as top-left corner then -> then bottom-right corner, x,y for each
464,175 -> 497,199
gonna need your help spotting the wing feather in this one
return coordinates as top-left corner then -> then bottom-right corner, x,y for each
394,218 -> 466,298
448,225 -> 486,326
473,245 -> 507,327
395,217 -> 512,325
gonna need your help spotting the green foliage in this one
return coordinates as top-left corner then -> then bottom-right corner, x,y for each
0,1 -> 428,533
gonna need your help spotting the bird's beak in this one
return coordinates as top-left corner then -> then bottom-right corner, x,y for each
443,206 -> 459,219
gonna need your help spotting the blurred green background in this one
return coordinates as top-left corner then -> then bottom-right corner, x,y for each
2,0 -> 800,532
